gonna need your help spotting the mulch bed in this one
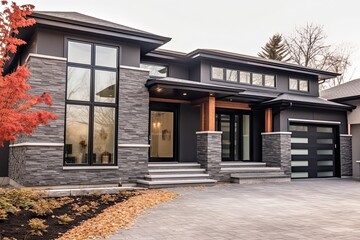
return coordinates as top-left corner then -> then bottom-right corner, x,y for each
0,191 -> 137,240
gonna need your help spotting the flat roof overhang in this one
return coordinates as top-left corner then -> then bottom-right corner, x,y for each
259,99 -> 355,111
187,49 -> 340,80
146,78 -> 275,103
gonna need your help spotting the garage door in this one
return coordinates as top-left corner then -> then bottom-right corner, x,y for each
290,124 -> 336,178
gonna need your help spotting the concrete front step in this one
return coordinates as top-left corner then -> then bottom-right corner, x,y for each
231,172 -> 290,178
220,162 -> 266,168
231,174 -> 291,184
144,173 -> 210,181
220,167 -> 282,173
137,179 -> 217,189
148,168 -> 206,175
148,163 -> 200,169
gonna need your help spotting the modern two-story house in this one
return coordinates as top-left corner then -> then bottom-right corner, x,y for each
0,11 -> 353,187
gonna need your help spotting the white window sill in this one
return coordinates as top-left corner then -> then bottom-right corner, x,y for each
63,166 -> 119,170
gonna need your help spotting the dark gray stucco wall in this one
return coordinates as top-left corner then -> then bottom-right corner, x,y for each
200,61 -> 319,96
179,104 -> 200,162
252,109 -> 264,161
277,108 -> 348,134
37,28 -> 64,58
0,143 -> 9,177
189,63 -> 201,82
35,27 -> 141,67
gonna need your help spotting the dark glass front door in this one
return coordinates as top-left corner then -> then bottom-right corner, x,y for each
216,112 -> 250,161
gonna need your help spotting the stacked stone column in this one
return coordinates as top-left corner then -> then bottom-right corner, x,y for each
262,132 -> 292,175
196,131 -> 222,180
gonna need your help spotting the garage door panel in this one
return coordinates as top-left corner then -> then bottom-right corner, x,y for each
290,123 -> 336,179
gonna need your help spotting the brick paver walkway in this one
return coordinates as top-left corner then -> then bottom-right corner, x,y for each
109,179 -> 360,240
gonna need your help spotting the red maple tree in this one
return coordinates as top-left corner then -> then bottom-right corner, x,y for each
0,1 -> 57,147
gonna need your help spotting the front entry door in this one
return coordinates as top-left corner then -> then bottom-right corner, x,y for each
216,112 -> 250,161
150,110 -> 175,162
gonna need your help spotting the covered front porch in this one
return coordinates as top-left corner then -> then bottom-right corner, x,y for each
146,78 -> 276,163
139,78 -> 290,186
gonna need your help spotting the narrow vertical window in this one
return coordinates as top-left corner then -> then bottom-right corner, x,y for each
65,40 -> 118,166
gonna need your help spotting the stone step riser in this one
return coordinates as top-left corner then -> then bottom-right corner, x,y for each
220,164 -> 266,168
145,176 -> 211,181
221,168 -> 283,173
148,165 -> 201,170
148,168 -> 205,175
221,169 -> 283,174
137,182 -> 216,189
231,173 -> 289,178
231,178 -> 291,184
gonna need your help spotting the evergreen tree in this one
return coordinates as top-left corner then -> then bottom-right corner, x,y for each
258,34 -> 290,61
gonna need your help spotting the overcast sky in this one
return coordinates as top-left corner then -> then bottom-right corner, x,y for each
15,0 -> 360,80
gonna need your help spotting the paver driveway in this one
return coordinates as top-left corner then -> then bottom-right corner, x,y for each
109,179 -> 360,240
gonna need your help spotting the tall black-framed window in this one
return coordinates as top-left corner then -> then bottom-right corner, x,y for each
64,40 -> 119,166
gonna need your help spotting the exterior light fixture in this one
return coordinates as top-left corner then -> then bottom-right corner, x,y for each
155,87 -> 163,93
182,92 -> 187,96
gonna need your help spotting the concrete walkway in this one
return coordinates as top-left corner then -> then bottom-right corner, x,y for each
109,179 -> 360,240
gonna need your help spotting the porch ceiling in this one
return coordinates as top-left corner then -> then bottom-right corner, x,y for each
146,78 -> 275,103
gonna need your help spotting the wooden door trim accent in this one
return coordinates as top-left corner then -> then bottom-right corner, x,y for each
215,101 -> 250,110
265,108 -> 273,132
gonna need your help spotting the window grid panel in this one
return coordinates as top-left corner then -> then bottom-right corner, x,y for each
317,149 -> 333,155
291,161 -> 309,166
291,138 -> 308,144
317,160 -> 333,166
289,125 -> 308,132
317,171 -> 334,177
226,69 -> 238,82
291,149 -> 309,155
211,67 -> 224,80
264,75 -> 275,87
291,172 -> 309,178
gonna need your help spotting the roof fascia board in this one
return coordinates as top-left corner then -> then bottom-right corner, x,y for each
35,18 -> 167,45
262,99 -> 353,111
329,95 -> 360,102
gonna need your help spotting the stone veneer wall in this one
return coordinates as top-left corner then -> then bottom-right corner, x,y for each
196,131 -> 222,180
340,135 -> 352,177
262,132 -> 292,175
9,56 -> 150,186
118,68 -> 150,182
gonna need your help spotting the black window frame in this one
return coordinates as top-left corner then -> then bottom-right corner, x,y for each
210,65 -> 276,88
64,39 -> 119,167
289,78 -> 309,92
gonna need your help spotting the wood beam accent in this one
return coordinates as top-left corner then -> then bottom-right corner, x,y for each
265,108 -> 273,132
215,101 -> 251,110
200,103 -> 205,131
149,97 -> 191,104
200,96 -> 216,131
